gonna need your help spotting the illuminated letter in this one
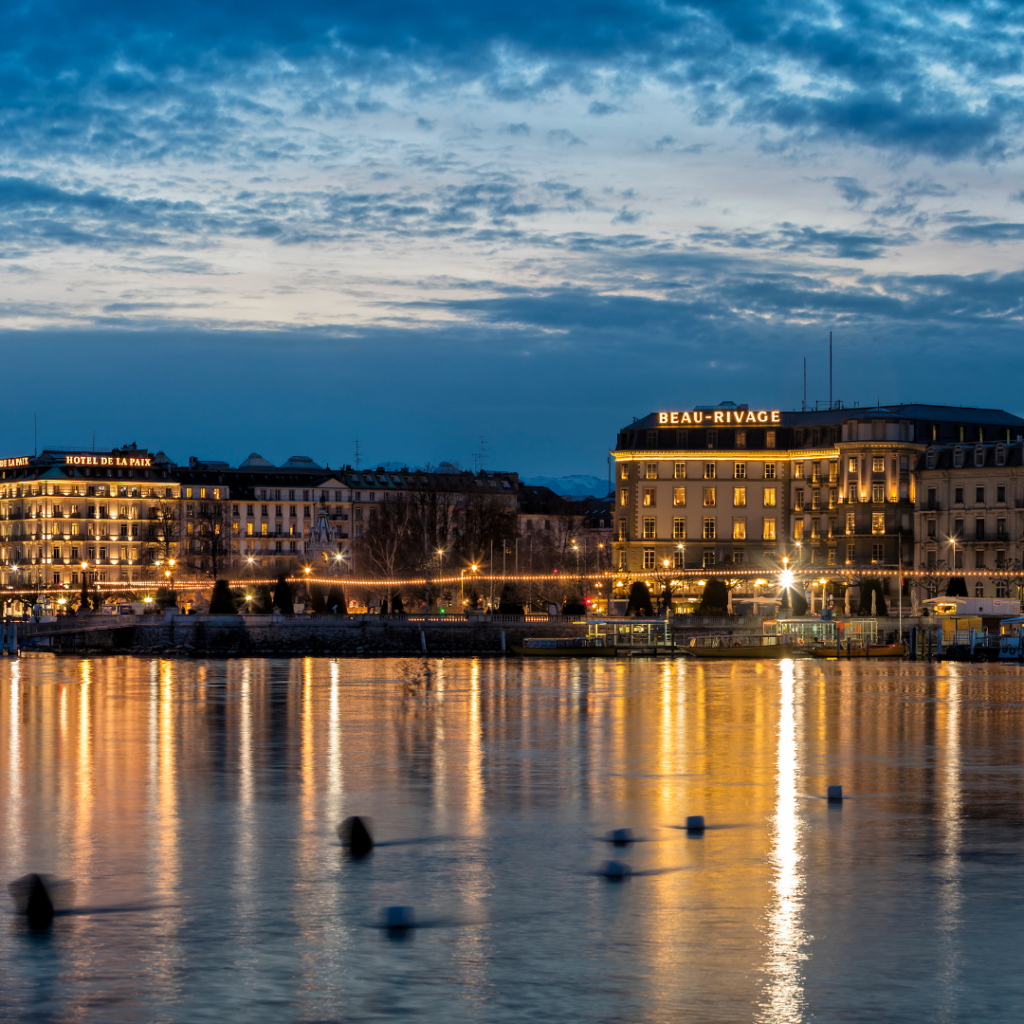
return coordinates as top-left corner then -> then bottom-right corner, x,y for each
771,410 -> 781,423
693,411 -> 704,424
659,412 -> 668,424
757,411 -> 768,423
670,412 -> 679,424
746,411 -> 757,423
681,412 -> 692,424
713,411 -> 724,424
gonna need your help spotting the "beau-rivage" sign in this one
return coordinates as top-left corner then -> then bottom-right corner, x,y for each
658,409 -> 781,425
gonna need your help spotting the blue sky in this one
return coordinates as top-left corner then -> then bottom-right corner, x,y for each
2,0 -> 1024,475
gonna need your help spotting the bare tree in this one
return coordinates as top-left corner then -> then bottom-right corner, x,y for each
147,500 -> 181,570
184,500 -> 232,579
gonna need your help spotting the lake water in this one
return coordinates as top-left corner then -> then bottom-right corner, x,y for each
3,654 -> 1024,1023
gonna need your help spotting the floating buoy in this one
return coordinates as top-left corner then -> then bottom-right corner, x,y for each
827,785 -> 843,803
8,873 -> 54,930
686,815 -> 705,833
383,905 -> 416,929
339,816 -> 374,858
609,828 -> 634,846
601,860 -> 633,880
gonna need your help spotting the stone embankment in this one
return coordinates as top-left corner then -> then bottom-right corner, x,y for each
45,614 -> 587,657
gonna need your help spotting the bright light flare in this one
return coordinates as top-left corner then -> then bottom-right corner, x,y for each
779,569 -> 795,589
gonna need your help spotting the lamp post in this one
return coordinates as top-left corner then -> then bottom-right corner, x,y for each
460,564 -> 479,612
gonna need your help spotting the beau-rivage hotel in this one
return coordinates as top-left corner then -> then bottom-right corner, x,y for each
0,445 -> 521,587
613,402 -> 1024,594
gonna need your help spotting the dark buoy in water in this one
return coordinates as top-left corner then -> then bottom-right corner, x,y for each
686,815 -> 705,833
339,816 -> 374,858
609,828 -> 634,846
9,873 -> 54,930
601,860 -> 633,880
384,905 -> 416,929
827,785 -> 843,803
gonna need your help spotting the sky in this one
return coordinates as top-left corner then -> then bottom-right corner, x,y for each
2,0 -> 1024,477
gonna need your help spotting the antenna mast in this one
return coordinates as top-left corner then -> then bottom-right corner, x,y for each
354,437 -> 361,470
803,358 -> 807,411
829,331 -> 833,409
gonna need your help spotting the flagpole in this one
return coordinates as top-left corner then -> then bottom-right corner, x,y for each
898,536 -> 903,652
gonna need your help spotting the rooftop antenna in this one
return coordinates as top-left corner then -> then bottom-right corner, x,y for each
803,357 -> 807,412
829,331 -> 833,409
34,412 -> 36,456
354,436 -> 361,471
479,435 -> 488,473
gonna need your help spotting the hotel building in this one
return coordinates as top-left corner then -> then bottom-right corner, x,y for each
612,403 -> 1024,579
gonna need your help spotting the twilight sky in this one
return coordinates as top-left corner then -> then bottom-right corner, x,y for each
2,0 -> 1024,476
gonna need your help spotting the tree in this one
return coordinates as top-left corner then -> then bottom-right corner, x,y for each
147,500 -> 181,570
309,584 -> 327,614
154,586 -> 177,612
183,500 -> 233,579
253,584 -> 274,614
326,584 -> 347,615
946,576 -> 969,597
626,581 -> 653,617
497,583 -> 524,616
562,596 -> 586,615
208,579 -> 238,614
699,578 -> 730,615
779,584 -> 808,616
273,575 -> 293,614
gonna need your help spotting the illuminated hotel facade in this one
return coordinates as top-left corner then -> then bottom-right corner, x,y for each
612,403 -> 1024,580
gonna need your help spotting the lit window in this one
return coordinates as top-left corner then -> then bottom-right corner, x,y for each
733,487 -> 746,507
846,543 -> 855,564
643,488 -> 655,507
702,549 -> 715,567
620,489 -> 628,506
643,518 -> 656,539
872,484 -> 884,503
621,465 -> 629,480
765,431 -> 776,449
872,457 -> 884,473
703,488 -> 716,507
872,543 -> 883,563
734,462 -> 746,480
673,487 -> 686,506
618,520 -> 627,540
702,518 -> 716,540
795,488 -> 804,511
735,431 -> 746,448
764,463 -> 776,480
762,518 -> 776,541
674,463 -> 686,480
763,488 -> 776,507
794,519 -> 804,540
845,512 -> 855,534
733,517 -> 746,540
871,512 -> 885,535
673,550 -> 685,568
643,548 -> 655,569
704,463 -> 716,480
246,523 -> 253,536
646,463 -> 658,480
673,518 -> 686,540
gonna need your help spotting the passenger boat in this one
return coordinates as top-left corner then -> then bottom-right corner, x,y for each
511,637 -> 617,657
683,634 -> 795,659
809,643 -> 905,659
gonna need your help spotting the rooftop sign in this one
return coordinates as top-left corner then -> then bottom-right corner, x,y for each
65,454 -> 153,467
0,456 -> 30,469
658,409 -> 781,425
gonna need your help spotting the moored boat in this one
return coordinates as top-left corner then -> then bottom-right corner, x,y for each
511,637 -> 617,657
684,634 -> 795,659
810,644 -> 905,659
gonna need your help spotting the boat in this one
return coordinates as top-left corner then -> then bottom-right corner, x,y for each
511,637 -> 617,657
809,644 -> 905,659
683,634 -> 795,659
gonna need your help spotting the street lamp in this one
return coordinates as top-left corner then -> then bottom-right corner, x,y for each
460,563 -> 479,611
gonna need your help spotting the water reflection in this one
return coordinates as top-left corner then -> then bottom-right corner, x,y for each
0,656 -> 1022,1023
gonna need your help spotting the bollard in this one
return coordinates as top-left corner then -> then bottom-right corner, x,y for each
610,828 -> 634,845
501,630 -> 505,652
827,785 -> 843,802
686,815 -> 705,833
420,630 -> 427,653
602,860 -> 632,879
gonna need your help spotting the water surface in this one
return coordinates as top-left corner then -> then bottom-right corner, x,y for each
3,655 -> 1024,1023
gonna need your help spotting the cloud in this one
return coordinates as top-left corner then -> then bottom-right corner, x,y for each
546,128 -> 585,146
833,177 -> 875,208
690,222 -> 914,261
940,222 -> 1024,243
588,101 -> 620,116
500,122 -> 531,135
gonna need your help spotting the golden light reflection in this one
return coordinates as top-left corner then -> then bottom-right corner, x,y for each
7,660 -> 22,861
760,658 -> 807,1023
937,666 -> 963,1023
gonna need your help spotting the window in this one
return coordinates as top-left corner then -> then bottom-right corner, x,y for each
275,505 -> 282,517
703,488 -> 716,507
643,488 -> 655,507
290,505 -> 297,517
646,462 -> 658,479
926,450 -> 937,469
996,447 -> 1006,467
795,429 -> 804,446
872,484 -> 884,503
702,518 -> 716,540
734,462 -> 746,479
795,488 -> 804,511
811,489 -> 821,510
927,520 -> 936,538
618,520 -> 627,540
811,462 -> 821,485
702,549 -> 715,568
642,518 -> 656,540
673,518 -> 686,539
954,547 -> 963,569
733,550 -> 745,565
872,457 -> 884,473
975,518 -> 985,541
762,518 -> 776,541
848,485 -> 857,504
733,517 -> 746,540
976,486 -> 985,504
997,580 -> 1008,597
735,430 -> 746,448
674,463 -> 686,479
676,430 -> 688,447
846,542 -> 855,564
794,519 -> 804,540
733,487 -> 746,507
794,462 -> 803,479
643,548 -> 655,569
975,581 -> 984,598
764,463 -> 776,480
872,543 -> 884,563
646,430 -> 657,448
997,548 -> 1006,568
812,428 -> 821,446
975,448 -> 985,468
766,431 -> 776,449
871,512 -> 885,535
707,430 -> 718,447
829,462 -> 838,483
998,486 -> 1006,503
997,517 -> 1007,539
953,449 -> 964,468
704,462 -> 716,479
829,489 -> 838,510
246,523 -> 253,536
954,517 -> 963,537
621,465 -> 629,480
763,488 -> 776,507
673,550 -> 685,568
620,489 -> 628,506
673,487 -> 686,506
954,487 -> 964,505
261,504 -> 268,516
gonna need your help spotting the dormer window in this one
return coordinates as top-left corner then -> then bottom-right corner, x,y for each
996,446 -> 1006,467
926,449 -> 937,469
975,447 -> 985,468
953,448 -> 964,468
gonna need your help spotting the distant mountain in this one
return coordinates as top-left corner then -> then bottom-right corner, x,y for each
522,474 -> 610,499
